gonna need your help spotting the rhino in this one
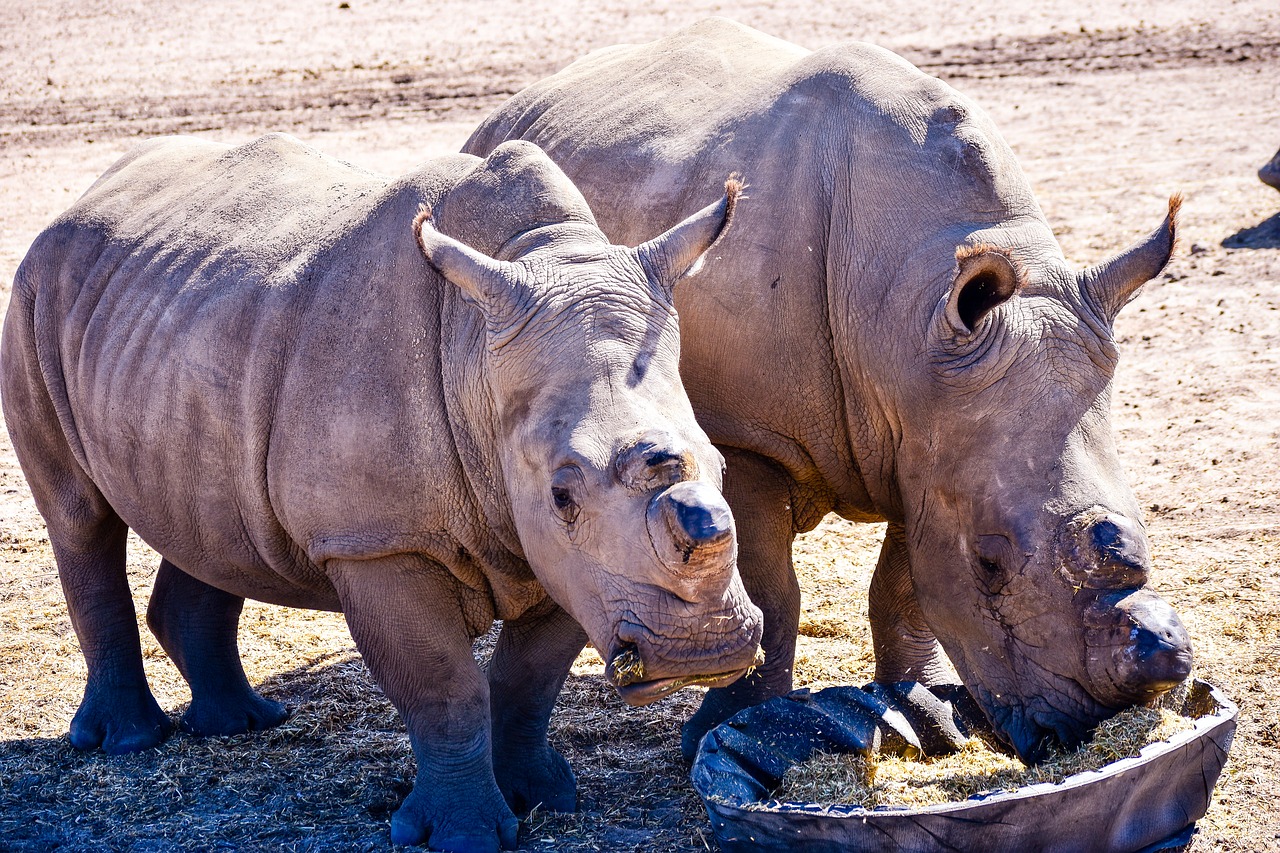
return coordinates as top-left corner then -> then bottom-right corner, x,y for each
0,134 -> 765,851
1261,145 -> 1280,191
465,17 -> 1194,764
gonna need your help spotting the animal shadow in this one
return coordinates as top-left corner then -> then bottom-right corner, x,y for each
1222,212 -> 1280,249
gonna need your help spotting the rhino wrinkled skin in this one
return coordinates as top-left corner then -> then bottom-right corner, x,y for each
1,135 -> 764,852
466,18 -> 1194,764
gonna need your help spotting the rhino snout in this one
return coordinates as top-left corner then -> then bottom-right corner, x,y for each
646,481 -> 735,572
1083,588 -> 1193,705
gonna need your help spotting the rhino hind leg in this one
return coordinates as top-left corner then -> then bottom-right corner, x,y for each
51,514 -> 173,754
146,559 -> 287,737
487,601 -> 586,815
681,448 -> 801,762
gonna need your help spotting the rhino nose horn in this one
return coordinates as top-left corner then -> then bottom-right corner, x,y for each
1085,589 -> 1193,704
668,484 -> 733,546
1127,602 -> 1194,695
648,481 -> 735,568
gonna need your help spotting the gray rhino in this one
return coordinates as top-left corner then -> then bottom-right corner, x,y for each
0,135 -> 764,851
1261,146 -> 1280,191
465,18 -> 1193,764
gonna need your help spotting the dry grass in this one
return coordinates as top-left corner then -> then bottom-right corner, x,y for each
775,707 -> 1198,809
1,511 -> 1272,851
0,529 -> 720,852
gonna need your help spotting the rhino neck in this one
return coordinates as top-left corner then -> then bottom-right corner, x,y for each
435,287 -> 529,569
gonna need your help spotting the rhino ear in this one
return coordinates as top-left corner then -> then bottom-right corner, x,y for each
635,175 -> 744,297
1079,195 -> 1180,325
414,206 -> 527,318
945,245 -> 1021,334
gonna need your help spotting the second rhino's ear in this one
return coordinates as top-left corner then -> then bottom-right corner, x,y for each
635,175 -> 744,297
414,206 -> 530,322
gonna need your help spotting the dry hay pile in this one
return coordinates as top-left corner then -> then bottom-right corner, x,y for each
776,706 -> 1198,809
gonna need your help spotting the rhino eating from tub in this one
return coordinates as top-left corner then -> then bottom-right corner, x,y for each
1,135 -> 764,851
465,17 -> 1194,764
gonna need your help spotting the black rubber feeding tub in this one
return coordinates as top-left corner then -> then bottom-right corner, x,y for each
691,679 -> 1236,853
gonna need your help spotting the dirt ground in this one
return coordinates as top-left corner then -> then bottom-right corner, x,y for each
1,1 -> 1278,850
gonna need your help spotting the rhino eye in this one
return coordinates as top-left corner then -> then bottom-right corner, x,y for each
550,466 -> 583,525
552,486 -> 575,510
974,535 -> 1012,593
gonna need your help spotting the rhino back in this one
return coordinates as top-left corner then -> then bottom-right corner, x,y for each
8,134 -> 497,608
466,17 -> 1054,524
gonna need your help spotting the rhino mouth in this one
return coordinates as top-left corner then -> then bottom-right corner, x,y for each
607,644 -> 765,707
976,681 -> 1098,764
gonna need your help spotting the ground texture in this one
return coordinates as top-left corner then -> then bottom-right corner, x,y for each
1,1 -> 1278,850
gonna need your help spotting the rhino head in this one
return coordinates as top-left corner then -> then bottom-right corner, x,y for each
894,198 -> 1193,762
417,142 -> 763,704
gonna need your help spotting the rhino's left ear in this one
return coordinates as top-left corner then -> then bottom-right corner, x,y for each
635,175 -> 744,297
414,206 -> 529,320
1079,194 -> 1181,325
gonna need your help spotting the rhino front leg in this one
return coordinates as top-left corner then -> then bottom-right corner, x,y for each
52,515 -> 173,754
868,522 -> 951,685
488,600 -> 586,815
146,558 -> 287,736
681,447 -> 800,761
329,555 -> 517,853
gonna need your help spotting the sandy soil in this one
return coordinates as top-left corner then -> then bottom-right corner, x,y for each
2,1 -> 1278,850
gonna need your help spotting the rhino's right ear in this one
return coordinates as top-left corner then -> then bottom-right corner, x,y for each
635,175 -> 744,297
414,206 -> 528,319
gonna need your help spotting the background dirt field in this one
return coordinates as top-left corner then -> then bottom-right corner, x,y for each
2,1 -> 1278,850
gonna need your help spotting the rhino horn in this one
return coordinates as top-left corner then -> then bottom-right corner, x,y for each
647,481 -> 736,580
635,175 -> 744,297
414,206 -> 528,317
1079,194 -> 1181,324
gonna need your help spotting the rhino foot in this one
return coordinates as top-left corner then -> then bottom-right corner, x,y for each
389,785 -> 519,852
179,691 -> 288,738
69,683 -> 172,754
494,743 -> 576,815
